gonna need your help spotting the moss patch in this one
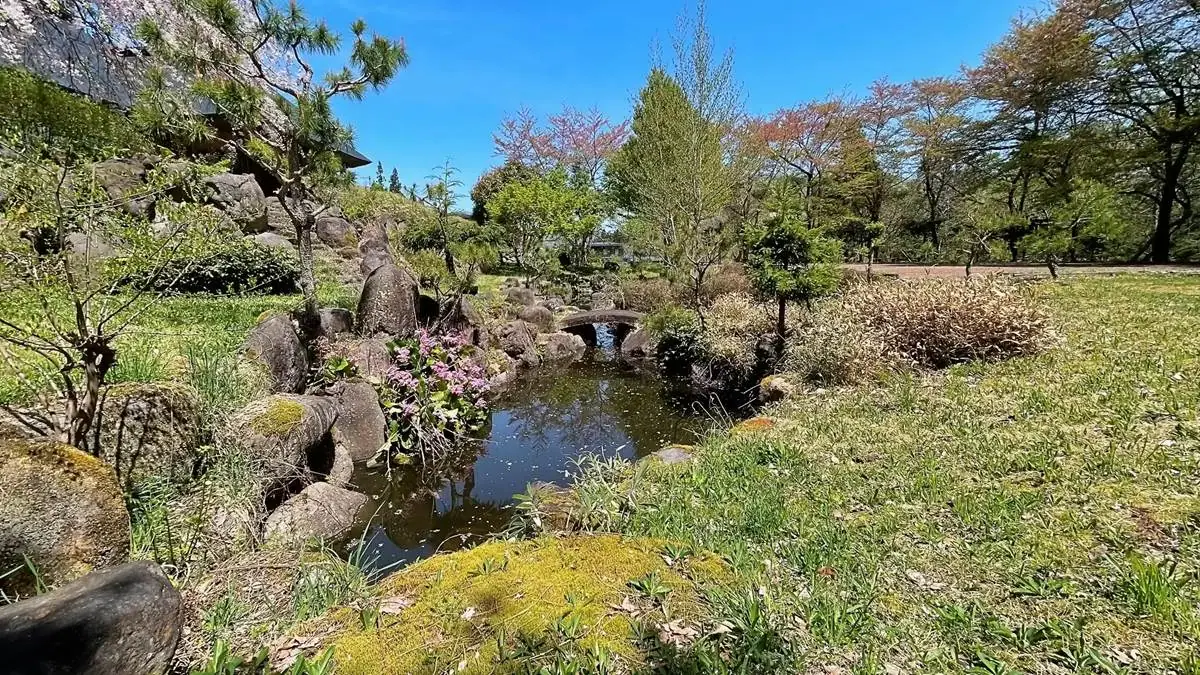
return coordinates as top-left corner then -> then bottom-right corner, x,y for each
249,398 -> 305,437
730,416 -> 776,435
318,535 -> 728,674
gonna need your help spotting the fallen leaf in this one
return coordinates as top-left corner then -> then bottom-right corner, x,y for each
380,595 -> 414,615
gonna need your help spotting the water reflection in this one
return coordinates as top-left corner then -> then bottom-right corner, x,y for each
346,350 -> 709,573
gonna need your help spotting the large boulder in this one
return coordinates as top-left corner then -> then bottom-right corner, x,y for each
317,308 -> 355,340
339,338 -> 393,381
250,232 -> 293,250
263,483 -> 367,545
358,220 -> 392,275
0,439 -> 129,596
444,296 -> 488,347
243,314 -> 308,394
331,380 -> 386,463
262,197 -> 298,239
518,305 -> 555,333
96,382 -> 203,490
91,157 -> 155,220
315,214 -> 357,255
620,328 -> 654,358
538,332 -> 587,363
203,172 -> 267,232
0,562 -> 182,675
496,320 -> 537,359
64,231 -> 116,261
503,286 -> 535,307
225,395 -> 338,496
357,263 -> 419,338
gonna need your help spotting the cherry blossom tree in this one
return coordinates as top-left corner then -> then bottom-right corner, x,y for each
494,105 -> 629,184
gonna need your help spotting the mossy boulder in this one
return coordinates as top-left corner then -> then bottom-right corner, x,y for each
0,439 -> 129,596
97,382 -> 203,490
314,535 -> 728,674
243,314 -> 308,394
225,395 -> 338,497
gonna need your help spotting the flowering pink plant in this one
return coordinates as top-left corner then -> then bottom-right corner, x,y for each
381,330 -> 491,458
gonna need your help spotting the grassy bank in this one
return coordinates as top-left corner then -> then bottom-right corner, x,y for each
594,275 -> 1200,672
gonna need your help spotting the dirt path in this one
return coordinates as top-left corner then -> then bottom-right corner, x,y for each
846,263 -> 1200,279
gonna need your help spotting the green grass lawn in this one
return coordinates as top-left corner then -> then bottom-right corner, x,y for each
611,275 -> 1200,673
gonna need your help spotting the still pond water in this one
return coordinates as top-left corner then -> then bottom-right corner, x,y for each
345,340 -> 710,574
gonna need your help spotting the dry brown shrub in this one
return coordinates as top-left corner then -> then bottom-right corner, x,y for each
783,301 -> 904,385
701,293 -> 773,374
698,263 -> 751,302
842,275 -> 1054,368
618,277 -> 675,313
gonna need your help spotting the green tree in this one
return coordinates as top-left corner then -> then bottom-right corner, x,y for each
372,161 -> 385,190
744,215 -> 842,355
487,172 -> 574,282
470,159 -> 538,224
136,0 -> 408,332
389,167 -> 402,193
418,161 -> 464,275
607,3 -> 743,312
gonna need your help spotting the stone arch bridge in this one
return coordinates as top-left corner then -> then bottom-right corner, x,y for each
558,309 -> 644,349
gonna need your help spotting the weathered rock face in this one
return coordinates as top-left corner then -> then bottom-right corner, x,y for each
243,314 -> 308,394
203,172 -> 267,232
503,286 -> 535,307
758,375 -> 796,403
97,382 -> 203,490
339,338 -> 393,381
496,320 -> 538,359
0,439 -> 129,596
263,483 -> 367,545
315,214 -> 357,255
443,296 -> 487,347
64,231 -> 116,260
91,157 -> 155,219
518,305 -> 555,333
224,395 -> 338,496
262,197 -> 298,239
647,445 -> 695,466
357,220 -> 392,275
620,328 -> 654,358
0,561 -> 182,675
250,232 -> 293,250
538,332 -> 587,363
318,308 -> 355,340
357,263 -> 419,338
331,380 -> 386,463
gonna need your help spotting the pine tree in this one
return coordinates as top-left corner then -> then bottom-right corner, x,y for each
373,162 -> 385,190
389,168 -> 402,193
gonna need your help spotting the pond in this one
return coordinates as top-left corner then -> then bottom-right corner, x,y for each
344,337 -> 711,575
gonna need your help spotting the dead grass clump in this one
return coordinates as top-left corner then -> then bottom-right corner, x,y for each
698,263 -> 751,302
784,301 -> 903,385
843,275 -> 1054,368
700,293 -> 773,374
618,277 -> 674,313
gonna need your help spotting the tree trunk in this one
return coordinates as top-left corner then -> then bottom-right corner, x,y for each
1152,145 -> 1187,264
294,210 -> 320,341
775,295 -> 787,359
67,338 -> 115,453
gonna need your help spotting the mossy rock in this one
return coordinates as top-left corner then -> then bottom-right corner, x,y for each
316,535 -> 729,674
730,416 -> 777,436
248,397 -> 305,437
0,438 -> 129,596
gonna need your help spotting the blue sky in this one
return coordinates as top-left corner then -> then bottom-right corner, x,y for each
307,0 -> 1034,207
